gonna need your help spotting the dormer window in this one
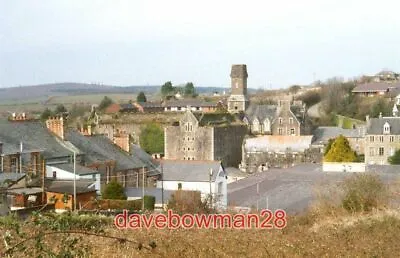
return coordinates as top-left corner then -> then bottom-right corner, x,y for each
383,122 -> 391,134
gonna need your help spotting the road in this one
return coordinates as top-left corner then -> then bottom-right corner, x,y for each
228,164 -> 400,214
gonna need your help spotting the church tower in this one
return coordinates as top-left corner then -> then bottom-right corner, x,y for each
227,64 -> 249,113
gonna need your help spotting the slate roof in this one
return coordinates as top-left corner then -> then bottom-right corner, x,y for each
136,102 -> 163,108
0,173 -> 25,187
0,119 -> 71,158
244,104 -> 277,123
312,126 -> 364,144
125,187 -> 175,204
159,160 -> 223,182
130,144 -> 160,176
51,163 -> 99,175
7,187 -> 43,195
244,136 -> 314,153
352,82 -> 400,93
65,130 -> 146,171
45,179 -> 96,194
366,117 -> 400,135
164,99 -> 218,108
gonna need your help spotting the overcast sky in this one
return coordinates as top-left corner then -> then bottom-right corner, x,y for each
1,0 -> 400,88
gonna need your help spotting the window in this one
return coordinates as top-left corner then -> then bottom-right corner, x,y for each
11,157 -> 17,173
290,128 -> 295,135
390,136 -> 394,142
370,136 -> 374,142
52,171 -> 57,178
379,136 -> 384,142
379,147 -> 384,156
278,128 -> 283,135
289,118 -> 293,124
279,118 -> 283,125
183,147 -> 185,151
369,147 -> 375,156
383,122 -> 391,134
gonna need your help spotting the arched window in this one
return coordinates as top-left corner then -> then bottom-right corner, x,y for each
383,122 -> 391,134
252,119 -> 260,132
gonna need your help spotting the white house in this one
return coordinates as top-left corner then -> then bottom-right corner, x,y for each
156,160 -> 228,210
46,163 -> 100,193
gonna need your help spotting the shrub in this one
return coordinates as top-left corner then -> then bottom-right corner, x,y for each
167,190 -> 210,214
102,181 -> 127,200
143,195 -> 155,211
341,174 -> 388,212
140,123 -> 164,154
388,149 -> 400,164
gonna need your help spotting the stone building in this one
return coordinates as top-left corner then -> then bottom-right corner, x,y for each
164,109 -> 247,167
227,64 -> 249,113
364,115 -> 400,165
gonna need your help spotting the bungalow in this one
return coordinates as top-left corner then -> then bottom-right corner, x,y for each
163,100 -> 220,113
156,160 -> 227,210
133,102 -> 164,113
352,82 -> 400,97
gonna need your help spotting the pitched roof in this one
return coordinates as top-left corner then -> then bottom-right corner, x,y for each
130,144 -> 160,176
50,163 -> 99,175
159,160 -> 223,182
352,82 -> 400,93
0,119 -> 72,158
65,130 -> 146,171
136,102 -> 163,108
0,173 -> 25,187
124,187 -> 175,204
366,117 -> 400,135
45,179 -> 96,194
244,135 -> 314,153
244,104 -> 277,123
312,126 -> 364,144
164,99 -> 218,108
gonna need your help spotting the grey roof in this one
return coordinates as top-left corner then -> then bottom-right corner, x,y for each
136,102 -> 163,108
7,187 -> 43,195
352,82 -> 400,93
51,163 -> 99,175
244,104 -> 277,123
230,64 -> 248,78
45,179 -> 96,194
367,117 -> 400,135
0,173 -> 25,187
160,160 -> 223,182
125,187 -> 175,204
225,167 -> 247,177
164,99 -> 218,108
244,136 -> 314,153
0,119 -> 71,158
130,144 -> 160,176
65,130 -> 146,171
312,126 -> 364,144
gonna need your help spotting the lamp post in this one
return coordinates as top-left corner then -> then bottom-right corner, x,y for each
209,169 -> 213,209
73,151 -> 77,212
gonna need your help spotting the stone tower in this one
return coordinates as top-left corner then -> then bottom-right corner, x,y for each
227,64 -> 249,113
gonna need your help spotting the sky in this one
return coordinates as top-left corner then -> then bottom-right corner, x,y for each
1,0 -> 400,89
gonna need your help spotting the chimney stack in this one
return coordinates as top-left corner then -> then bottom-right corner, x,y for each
46,116 -> 66,140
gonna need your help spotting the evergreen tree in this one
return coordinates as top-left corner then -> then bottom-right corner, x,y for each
102,180 -> 126,200
137,91 -> 147,102
184,82 -> 196,97
324,135 -> 357,162
388,149 -> 400,164
161,81 -> 174,97
99,96 -> 113,110
140,123 -> 164,154
41,108 -> 53,120
55,104 -> 67,114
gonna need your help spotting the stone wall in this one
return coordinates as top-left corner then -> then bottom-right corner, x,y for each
241,147 -> 322,173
